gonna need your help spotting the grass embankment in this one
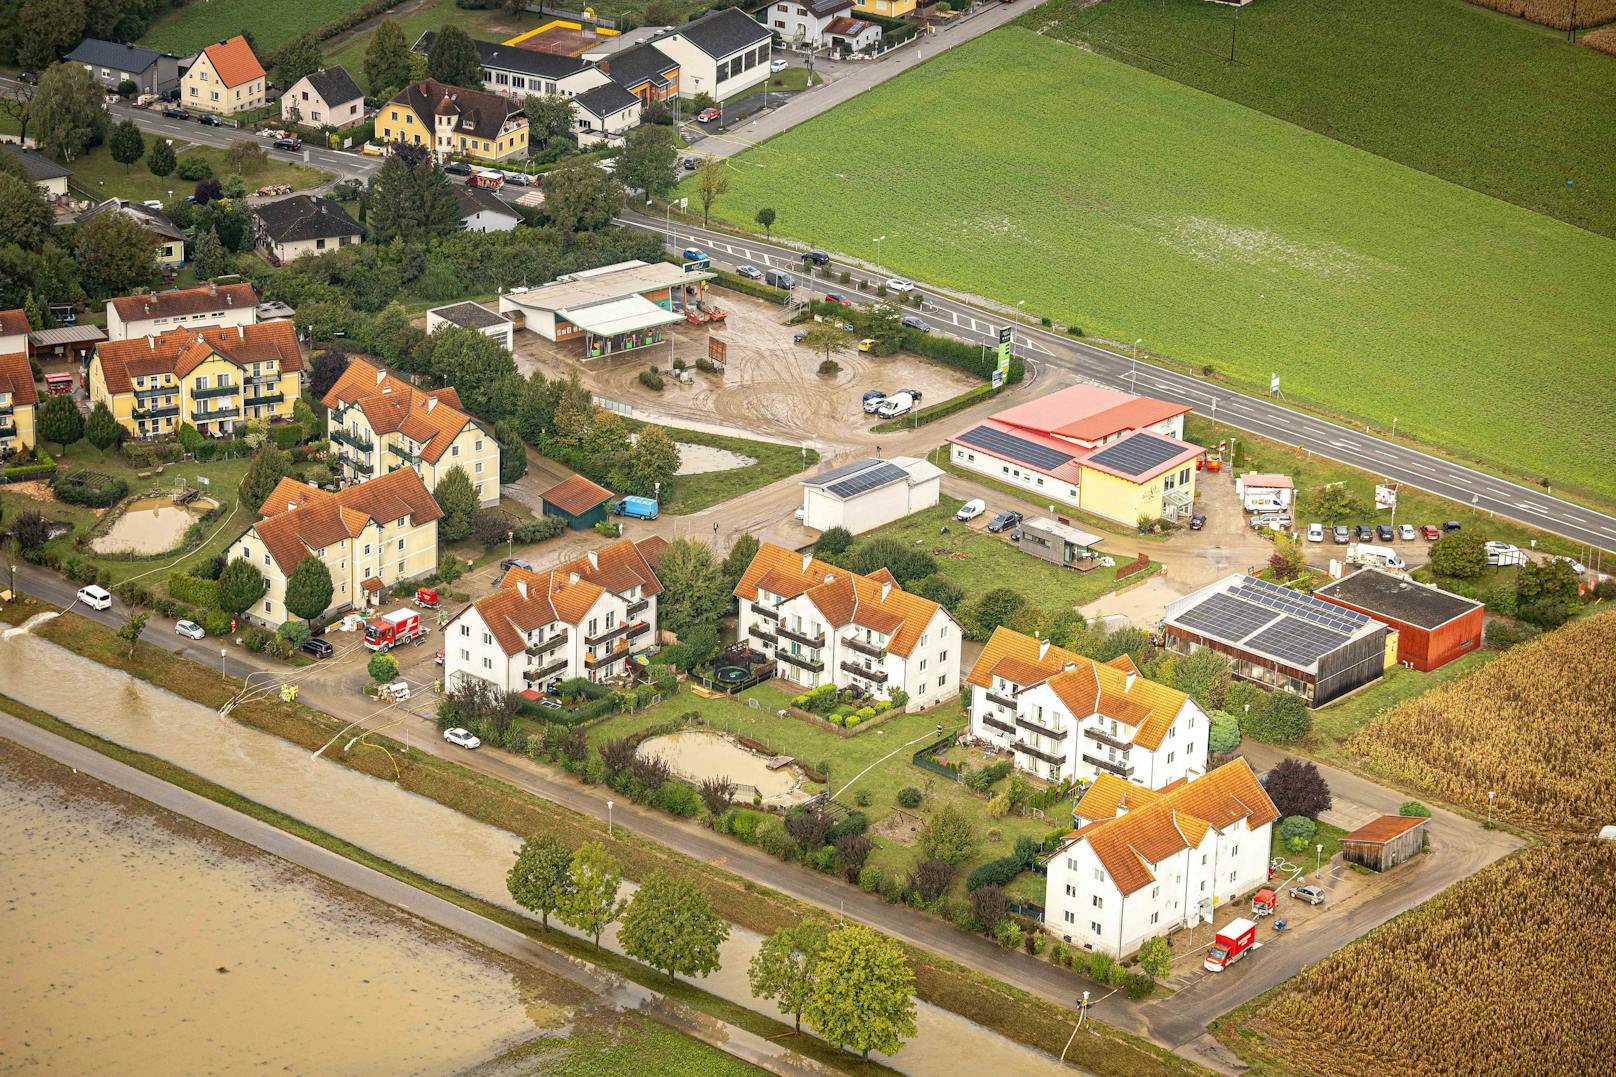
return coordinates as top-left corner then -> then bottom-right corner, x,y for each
140,0 -> 373,55
63,140 -> 331,205
631,420 -> 819,515
1024,0 -> 1616,240
689,28 -> 1616,506
0,600 -> 1202,1077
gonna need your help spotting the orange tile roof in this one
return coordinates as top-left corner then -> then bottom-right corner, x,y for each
470,536 -> 666,654
1074,773 -> 1163,821
542,474 -> 614,516
547,537 -> 665,599
0,352 -> 36,407
109,282 -> 258,324
965,625 -> 1082,690
733,543 -> 840,602
246,468 -> 442,576
736,543 -> 944,658
991,384 -> 1190,445
324,358 -> 477,465
202,35 -> 265,88
0,309 -> 31,336
1341,815 -> 1427,844
92,322 -> 302,395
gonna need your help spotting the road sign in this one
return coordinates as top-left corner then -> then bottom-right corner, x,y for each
991,368 -> 1005,389
1269,373 -> 1281,393
997,325 -> 1012,376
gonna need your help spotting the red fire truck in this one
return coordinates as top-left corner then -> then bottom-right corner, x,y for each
363,609 -> 427,652
1204,918 -> 1258,973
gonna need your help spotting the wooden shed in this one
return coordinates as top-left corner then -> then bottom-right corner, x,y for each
541,474 -> 614,531
1341,815 -> 1428,872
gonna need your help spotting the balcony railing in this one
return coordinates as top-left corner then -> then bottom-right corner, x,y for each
585,645 -> 629,669
190,382 -> 238,399
985,690 -> 1018,709
133,404 -> 179,420
776,624 -> 825,648
585,621 -> 633,647
524,658 -> 568,681
749,601 -> 780,621
626,621 -> 650,641
626,597 -> 649,618
389,443 -> 420,463
777,650 -> 824,674
330,428 -> 374,453
347,457 -> 374,476
133,386 -> 173,402
840,660 -> 887,683
0,423 -> 16,438
1016,740 -> 1065,767
981,714 -> 1015,736
247,372 -> 280,386
0,403 -> 12,417
748,623 -> 777,646
1017,716 -> 1068,740
1082,753 -> 1133,778
192,406 -> 239,422
842,634 -> 885,658
1084,726 -> 1131,751
525,631 -> 568,658
245,391 -> 285,408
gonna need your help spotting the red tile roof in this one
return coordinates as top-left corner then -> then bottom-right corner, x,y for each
542,474 -> 614,516
0,309 -> 30,337
991,384 -> 1190,446
247,468 -> 442,576
202,35 -> 265,88
109,282 -> 258,325
1341,815 -> 1427,844
0,351 -> 36,407
92,322 -> 302,395
323,357 -> 476,465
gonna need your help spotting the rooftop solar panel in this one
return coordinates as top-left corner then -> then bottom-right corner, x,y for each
1174,592 -> 1275,642
1246,616 -> 1349,667
803,458 -> 880,487
956,426 -> 1075,472
1231,578 -> 1369,633
826,462 -> 907,499
1084,433 -> 1188,478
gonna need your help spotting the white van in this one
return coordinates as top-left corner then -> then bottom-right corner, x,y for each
378,680 -> 411,702
875,391 -> 915,419
1348,543 -> 1406,570
76,584 -> 112,610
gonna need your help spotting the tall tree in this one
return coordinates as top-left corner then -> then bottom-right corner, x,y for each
36,393 -> 83,452
216,558 -> 267,616
803,321 -> 851,364
84,399 -> 119,450
516,372 -> 560,444
284,555 -> 334,625
622,424 -> 679,498
189,224 -> 226,280
654,538 -> 726,637
146,136 -> 176,177
433,466 -> 478,542
108,118 -> 143,172
805,925 -> 916,1059
755,206 -> 775,238
222,139 -> 267,178
721,532 -> 759,594
365,19 -> 413,94
426,25 -> 483,88
618,872 -> 729,981
18,0 -> 89,69
0,172 -> 53,251
616,123 -> 679,200
30,61 -> 109,163
556,840 -> 626,947
495,420 -> 527,484
507,833 -> 573,928
916,803 -> 978,866
695,156 -> 728,227
748,919 -> 829,1032
522,93 -> 576,150
75,212 -> 156,299
272,34 -> 324,87
309,348 -> 350,399
116,609 -> 150,657
367,152 -> 460,244
0,81 -> 34,146
542,155 -> 623,234
428,327 -> 520,421
237,444 -> 292,512
1263,757 -> 1332,818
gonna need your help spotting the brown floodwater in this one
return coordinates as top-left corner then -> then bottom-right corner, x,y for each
0,741 -> 579,1076
0,627 -> 1080,1076
88,495 -> 211,556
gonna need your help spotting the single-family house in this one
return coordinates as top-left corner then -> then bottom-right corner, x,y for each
570,81 -> 642,145
254,195 -> 363,264
64,38 -> 181,95
226,469 -> 442,628
379,80 -> 529,164
182,35 -> 266,116
763,0 -> 856,48
822,16 -> 881,54
452,183 -> 522,233
854,0 -> 913,15
0,351 -> 38,456
653,9 -> 773,102
80,199 -> 188,271
282,67 -> 366,130
0,145 -> 70,198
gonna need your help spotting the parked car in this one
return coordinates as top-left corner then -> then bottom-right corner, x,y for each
162,107 -> 190,120
874,392 -> 914,418
824,293 -> 852,306
272,137 -> 302,151
1356,524 -> 1375,541
886,277 -> 914,293
1189,513 -> 1206,531
1552,554 -> 1589,574
803,250 -> 831,267
1421,524 -> 1441,540
955,499 -> 986,522
736,264 -> 762,279
1399,523 -> 1417,541
1333,524 -> 1351,544
770,58 -> 788,72
680,156 -> 700,171
792,328 -> 810,344
857,338 -> 877,353
696,107 -> 721,123
443,727 -> 481,750
300,637 -> 334,659
16,71 -> 36,84
500,557 -> 533,572
500,170 -> 533,186
1250,513 -> 1292,531
1290,885 -> 1327,905
902,315 -> 931,332
76,585 -> 112,611
899,388 -> 923,401
175,620 -> 205,640
1307,522 -> 1324,542
986,510 -> 1022,534
197,114 -> 222,126
1443,520 -> 1463,532
444,161 -> 474,176
682,246 -> 706,262
861,390 -> 887,412
1377,524 -> 1395,542
763,268 -> 794,289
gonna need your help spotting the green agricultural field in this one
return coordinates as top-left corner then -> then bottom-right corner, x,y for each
323,0 -> 522,86
141,0 -> 372,57
690,28 -> 1616,503
1022,0 -> 1616,239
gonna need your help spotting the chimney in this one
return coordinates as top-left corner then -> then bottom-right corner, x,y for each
1038,639 -> 1050,660
569,571 -> 580,585
207,280 -> 217,296
516,579 -> 528,600
1125,671 -> 1136,692
587,550 -> 599,571
426,397 -> 437,413
880,581 -> 892,602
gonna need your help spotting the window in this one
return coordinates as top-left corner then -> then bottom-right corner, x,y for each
1230,870 -> 1237,883
263,554 -> 270,566
920,658 -> 927,672
918,681 -> 927,695
461,625 -> 470,637
938,675 -> 946,688
1064,884 -> 1075,898
460,648 -> 469,661
1066,858 -> 1078,871
1092,895 -> 1103,909
483,657 -> 492,669
1063,910 -> 1074,924
941,624 -> 949,638
482,632 -> 492,646
1150,911 -> 1159,925
1231,844 -> 1239,856
264,600 -> 272,612
1090,922 -> 1102,935
1167,751 -> 1175,764
1093,867 -> 1104,882
397,538 -> 405,550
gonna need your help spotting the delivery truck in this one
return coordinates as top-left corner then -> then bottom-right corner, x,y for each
1204,918 -> 1258,973
614,495 -> 659,520
1347,543 -> 1407,571
364,609 -> 427,652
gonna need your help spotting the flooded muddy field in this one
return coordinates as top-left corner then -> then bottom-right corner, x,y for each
639,729 -> 810,806
88,495 -> 213,556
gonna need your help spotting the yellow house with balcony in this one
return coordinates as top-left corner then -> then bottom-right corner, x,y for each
378,79 -> 529,163
854,0 -> 914,16
0,352 -> 38,456
86,321 -> 304,439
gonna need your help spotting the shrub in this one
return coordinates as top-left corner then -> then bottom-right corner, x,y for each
175,156 -> 213,181
909,858 -> 956,903
1400,801 -> 1432,818
1486,620 -> 1541,649
1138,936 -> 1172,981
757,819 -> 796,859
200,608 -> 232,636
1208,709 -> 1242,754
808,845 -> 839,873
969,884 -> 1007,931
655,782 -> 701,817
699,776 -> 736,814
639,367 -> 664,391
825,810 -> 868,842
835,833 -> 873,878
877,873 -> 908,904
1278,815 -> 1318,844
1087,952 -> 1117,985
896,786 -> 923,809
1122,971 -> 1154,999
512,515 -> 566,544
857,865 -> 882,893
992,918 -> 1024,949
1266,758 -> 1333,818
54,470 -> 128,507
725,808 -> 763,843
169,572 -> 219,608
817,358 -> 841,376
965,855 -> 1022,892
1246,692 -> 1312,743
815,525 -> 854,558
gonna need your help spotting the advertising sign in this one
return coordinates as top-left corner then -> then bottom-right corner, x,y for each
1375,483 -> 1399,511
708,337 -> 727,367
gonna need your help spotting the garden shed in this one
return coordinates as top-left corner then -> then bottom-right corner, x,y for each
541,474 -> 614,531
1341,815 -> 1428,872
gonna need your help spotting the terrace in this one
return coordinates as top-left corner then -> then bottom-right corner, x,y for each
777,650 -> 824,674
777,623 -> 826,648
525,631 -> 567,658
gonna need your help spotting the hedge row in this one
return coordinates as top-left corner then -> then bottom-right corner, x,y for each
2,462 -> 56,482
901,327 -> 1026,385
169,572 -> 219,608
699,263 -> 789,306
872,383 -> 999,432
268,424 -> 307,448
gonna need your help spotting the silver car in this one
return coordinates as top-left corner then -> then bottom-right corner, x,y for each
736,264 -> 762,279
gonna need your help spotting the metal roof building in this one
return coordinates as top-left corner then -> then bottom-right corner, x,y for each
799,456 -> 942,535
497,260 -> 713,359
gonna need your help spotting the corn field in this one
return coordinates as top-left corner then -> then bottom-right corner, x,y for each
1464,0 -> 1616,30
1348,611 -> 1616,836
1237,842 -> 1616,1075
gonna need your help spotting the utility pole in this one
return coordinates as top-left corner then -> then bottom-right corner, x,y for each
1568,0 -> 1579,43
1228,3 -> 1239,64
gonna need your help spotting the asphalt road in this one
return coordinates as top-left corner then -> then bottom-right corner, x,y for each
619,211 -> 1616,557
0,712 -> 829,1077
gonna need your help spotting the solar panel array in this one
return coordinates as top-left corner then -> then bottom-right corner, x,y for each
1175,592 -> 1275,642
956,426 -> 1075,472
1247,617 -> 1352,667
1231,576 -> 1368,634
1085,433 -> 1187,477
826,462 -> 907,499
804,458 -> 879,487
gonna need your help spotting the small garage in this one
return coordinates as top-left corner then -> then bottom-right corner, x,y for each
1341,815 -> 1429,872
799,455 -> 941,535
542,474 -> 614,531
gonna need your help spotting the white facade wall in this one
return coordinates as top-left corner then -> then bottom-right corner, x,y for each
107,302 -> 257,342
460,208 -> 521,234
751,592 -> 958,705
654,36 -> 770,101
950,443 -> 1078,506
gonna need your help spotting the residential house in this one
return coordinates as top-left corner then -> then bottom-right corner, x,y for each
64,38 -> 181,95
0,145 -> 70,198
181,35 -> 266,116
854,0 -> 913,15
965,626 -> 1208,787
254,195 -> 362,264
105,282 -> 261,342
822,16 -> 881,54
379,80 -> 530,164
570,81 -> 642,145
600,42 -> 681,104
444,536 -> 667,691
80,199 -> 188,272
798,455 -> 941,535
322,357 -> 501,506
226,469 -> 442,628
0,351 -> 38,456
763,0 -> 856,48
452,183 -> 522,233
733,542 -> 961,706
412,33 -> 610,101
541,474 -> 614,531
653,8 -> 773,101
282,67 -> 366,130
0,309 -> 31,356
86,321 -> 303,439
425,302 -> 514,351
1043,759 -> 1279,958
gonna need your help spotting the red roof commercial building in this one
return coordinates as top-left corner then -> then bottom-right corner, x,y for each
1314,568 -> 1484,672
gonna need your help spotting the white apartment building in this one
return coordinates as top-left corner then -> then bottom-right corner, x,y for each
1043,760 -> 1278,959
227,469 -> 442,628
106,282 -> 261,342
322,358 -> 502,506
444,537 -> 667,692
733,543 -> 960,707
966,626 -> 1208,788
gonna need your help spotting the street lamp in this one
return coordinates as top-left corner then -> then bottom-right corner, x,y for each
874,234 -> 886,268
1487,790 -> 1496,825
1392,416 -> 1398,438
606,799 -> 614,836
1315,842 -> 1323,875
220,646 -> 228,680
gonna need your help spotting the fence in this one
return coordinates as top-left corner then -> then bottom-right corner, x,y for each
692,667 -> 771,695
1007,900 -> 1046,923
910,732 -> 960,781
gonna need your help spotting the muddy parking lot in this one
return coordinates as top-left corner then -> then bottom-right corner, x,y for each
511,286 -> 981,450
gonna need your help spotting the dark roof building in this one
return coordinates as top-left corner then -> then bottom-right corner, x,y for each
573,81 -> 640,121
661,8 -> 773,58
79,198 -> 187,244
601,42 -> 680,96
392,79 -> 524,142
452,183 -> 520,223
64,38 -> 181,93
1314,568 -> 1485,672
2,144 -> 70,186
430,302 -> 509,331
302,66 -> 363,106
412,32 -> 597,86
254,195 -> 362,256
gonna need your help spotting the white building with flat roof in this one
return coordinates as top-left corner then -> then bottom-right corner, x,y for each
799,456 -> 941,534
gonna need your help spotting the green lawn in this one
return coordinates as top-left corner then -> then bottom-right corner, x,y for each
140,0 -> 374,57
1269,819 -> 1348,870
1024,0 -> 1616,240
63,140 -> 332,205
689,28 -> 1616,504
636,422 -> 819,515
844,495 -> 1159,610
324,1 -> 532,83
